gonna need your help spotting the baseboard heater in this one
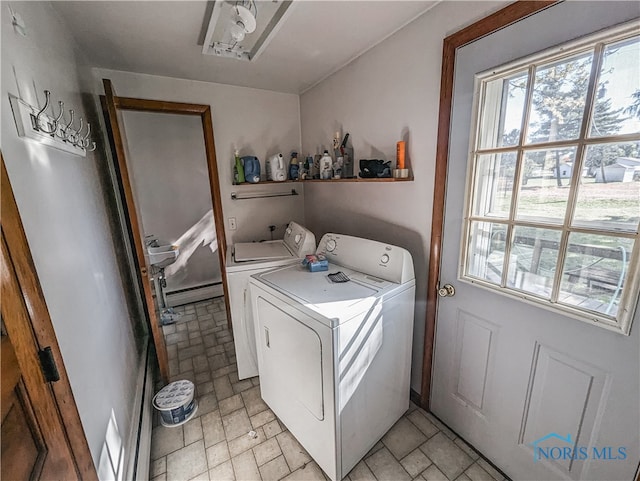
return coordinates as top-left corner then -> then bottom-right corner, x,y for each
165,282 -> 224,307
123,340 -> 154,481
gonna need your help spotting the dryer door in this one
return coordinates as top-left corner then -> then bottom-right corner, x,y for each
252,286 -> 338,481
257,297 -> 324,420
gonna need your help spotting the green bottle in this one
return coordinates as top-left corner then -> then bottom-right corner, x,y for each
234,150 -> 245,184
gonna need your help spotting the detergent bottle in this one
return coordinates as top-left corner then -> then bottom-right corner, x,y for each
233,150 -> 245,184
289,152 -> 300,180
267,153 -> 287,181
320,150 -> 333,180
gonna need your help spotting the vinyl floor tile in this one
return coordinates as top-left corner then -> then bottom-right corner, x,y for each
151,298 -> 505,481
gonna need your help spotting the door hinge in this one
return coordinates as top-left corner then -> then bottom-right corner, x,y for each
38,346 -> 60,383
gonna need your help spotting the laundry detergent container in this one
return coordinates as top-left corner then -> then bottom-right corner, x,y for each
242,156 -> 261,183
267,153 -> 286,181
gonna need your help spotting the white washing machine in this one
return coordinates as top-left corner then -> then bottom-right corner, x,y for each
226,222 -> 316,380
249,233 -> 415,481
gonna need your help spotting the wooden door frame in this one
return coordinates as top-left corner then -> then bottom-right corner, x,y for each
419,1 -> 559,408
100,79 -> 231,383
1,155 -> 98,480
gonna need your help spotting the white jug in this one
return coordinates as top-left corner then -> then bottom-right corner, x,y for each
267,153 -> 286,181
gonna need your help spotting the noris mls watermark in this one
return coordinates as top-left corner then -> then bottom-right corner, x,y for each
530,433 -> 627,462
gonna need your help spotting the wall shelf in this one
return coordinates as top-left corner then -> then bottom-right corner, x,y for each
233,176 -> 414,186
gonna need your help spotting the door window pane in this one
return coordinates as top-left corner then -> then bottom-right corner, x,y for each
464,29 -> 639,332
590,37 -> 640,137
573,141 -> 640,232
526,52 -> 593,144
558,233 -> 635,317
466,221 -> 508,284
479,72 -> 528,149
472,152 -> 517,218
516,147 -> 578,223
506,227 -> 562,299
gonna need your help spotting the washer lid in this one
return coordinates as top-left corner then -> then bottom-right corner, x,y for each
234,240 -> 293,262
253,264 -> 383,323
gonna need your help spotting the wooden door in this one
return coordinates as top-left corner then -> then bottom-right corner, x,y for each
1,235 -> 77,480
1,326 -> 46,480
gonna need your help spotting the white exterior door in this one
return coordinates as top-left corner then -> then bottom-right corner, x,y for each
431,3 -> 640,481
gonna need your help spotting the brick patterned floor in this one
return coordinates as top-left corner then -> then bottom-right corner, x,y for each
149,297 -> 507,481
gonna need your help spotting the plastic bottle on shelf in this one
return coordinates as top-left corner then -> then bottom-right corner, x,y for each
333,156 -> 343,179
396,141 -> 406,169
234,150 -> 245,184
289,152 -> 300,180
267,153 -> 286,181
320,150 -> 333,180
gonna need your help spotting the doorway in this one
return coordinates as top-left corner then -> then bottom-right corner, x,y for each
101,80 -> 231,382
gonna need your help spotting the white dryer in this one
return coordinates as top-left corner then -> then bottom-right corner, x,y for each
249,233 -> 415,481
226,222 -> 316,380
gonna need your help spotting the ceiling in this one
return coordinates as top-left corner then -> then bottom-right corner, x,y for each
52,1 -> 439,94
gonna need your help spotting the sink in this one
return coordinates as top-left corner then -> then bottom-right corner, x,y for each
147,244 -> 179,268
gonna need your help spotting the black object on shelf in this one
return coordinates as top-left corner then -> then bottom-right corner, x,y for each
359,159 -> 392,178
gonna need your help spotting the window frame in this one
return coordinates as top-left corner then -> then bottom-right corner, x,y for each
459,20 -> 640,335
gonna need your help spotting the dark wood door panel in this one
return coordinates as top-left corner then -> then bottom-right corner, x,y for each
1,238 -> 77,480
2,334 -> 47,480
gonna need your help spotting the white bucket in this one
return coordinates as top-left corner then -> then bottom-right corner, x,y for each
153,380 -> 198,427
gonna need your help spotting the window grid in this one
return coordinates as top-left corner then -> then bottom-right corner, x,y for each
462,27 -> 640,333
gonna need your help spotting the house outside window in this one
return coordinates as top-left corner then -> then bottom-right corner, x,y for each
461,23 -> 640,334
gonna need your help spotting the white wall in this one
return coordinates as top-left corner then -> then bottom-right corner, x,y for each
1,2 -> 143,476
93,68 -> 305,245
300,1 -> 504,393
121,111 -> 222,292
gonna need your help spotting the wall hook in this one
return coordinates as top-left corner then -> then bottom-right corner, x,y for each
70,117 -> 84,145
52,100 -> 65,129
62,109 -> 75,141
35,90 -> 56,134
81,122 -> 92,148
8,90 -> 95,157
55,108 -> 68,139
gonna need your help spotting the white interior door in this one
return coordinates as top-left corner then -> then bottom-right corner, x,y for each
431,3 -> 640,481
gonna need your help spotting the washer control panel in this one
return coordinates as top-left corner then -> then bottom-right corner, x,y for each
283,221 -> 317,258
316,233 -> 414,284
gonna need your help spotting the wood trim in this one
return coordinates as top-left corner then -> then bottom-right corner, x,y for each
101,80 -> 170,382
1,155 -> 98,480
115,97 -> 209,115
420,0 -> 559,408
200,106 -> 234,329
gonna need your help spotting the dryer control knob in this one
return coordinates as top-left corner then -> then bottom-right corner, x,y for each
294,234 -> 302,244
381,254 -> 390,264
286,228 -> 292,236
326,239 -> 337,252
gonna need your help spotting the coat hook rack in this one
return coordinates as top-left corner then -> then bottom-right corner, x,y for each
8,89 -> 97,157
231,189 -> 298,200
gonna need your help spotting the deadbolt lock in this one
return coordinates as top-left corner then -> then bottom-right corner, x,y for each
438,284 -> 455,298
